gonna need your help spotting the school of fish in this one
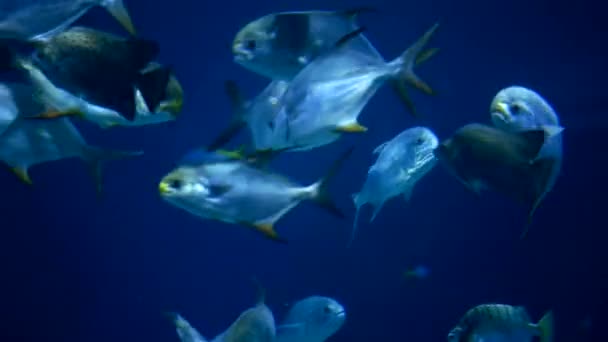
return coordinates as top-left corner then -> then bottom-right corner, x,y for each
0,3 -> 563,341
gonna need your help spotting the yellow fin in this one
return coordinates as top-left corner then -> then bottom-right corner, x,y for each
536,311 -> 554,342
217,145 -> 247,160
11,167 -> 32,185
334,122 -> 368,133
27,108 -> 84,120
252,223 -> 287,244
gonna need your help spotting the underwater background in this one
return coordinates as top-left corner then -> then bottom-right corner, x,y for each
1,0 -> 605,341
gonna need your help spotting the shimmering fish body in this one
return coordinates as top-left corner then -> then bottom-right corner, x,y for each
276,296 -> 345,342
350,126 -> 438,244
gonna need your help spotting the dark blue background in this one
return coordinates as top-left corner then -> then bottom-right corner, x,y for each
1,0 -> 605,341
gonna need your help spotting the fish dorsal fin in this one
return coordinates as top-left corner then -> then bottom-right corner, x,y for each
338,7 -> 378,20
516,129 -> 548,161
178,148 -> 232,166
373,142 -> 388,155
334,27 -> 367,49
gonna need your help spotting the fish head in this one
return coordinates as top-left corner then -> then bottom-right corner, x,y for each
490,86 -> 560,132
406,127 -> 439,166
232,15 -> 284,78
287,296 -> 346,339
158,163 -> 234,217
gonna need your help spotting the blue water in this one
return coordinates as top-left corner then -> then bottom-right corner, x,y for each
1,1 -> 605,341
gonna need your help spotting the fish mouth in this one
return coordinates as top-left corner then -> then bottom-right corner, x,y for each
335,310 -> 346,317
490,101 -> 511,122
232,43 -> 254,61
158,181 -> 173,195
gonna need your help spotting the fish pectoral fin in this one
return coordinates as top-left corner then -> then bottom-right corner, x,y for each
251,223 -> 287,244
10,166 -> 32,185
334,122 -> 368,133
26,108 -> 84,120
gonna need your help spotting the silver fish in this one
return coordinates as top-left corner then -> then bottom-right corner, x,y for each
0,0 -> 135,41
207,79 -> 289,152
212,301 -> 275,342
448,304 -> 553,342
350,126 -> 438,245
232,8 -> 379,81
276,296 -> 345,342
490,86 -> 563,235
158,147 -> 352,243
265,23 -> 438,152
0,81 -> 142,190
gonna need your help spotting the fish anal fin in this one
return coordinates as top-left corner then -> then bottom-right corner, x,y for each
251,223 -> 287,244
339,7 -> 378,19
334,122 -> 368,133
11,167 -> 32,185
26,108 -> 84,120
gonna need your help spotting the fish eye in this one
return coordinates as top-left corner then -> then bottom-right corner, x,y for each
510,103 -> 522,114
246,40 -> 257,50
170,179 -> 183,189
323,306 -> 332,314
415,138 -> 425,145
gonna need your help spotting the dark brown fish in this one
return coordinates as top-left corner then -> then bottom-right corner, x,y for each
434,123 -> 556,238
447,303 -> 553,342
31,26 -> 163,121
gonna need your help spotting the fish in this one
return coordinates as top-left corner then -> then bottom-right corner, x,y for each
232,8 -> 379,81
167,312 -> 207,342
0,81 -> 143,192
167,280 -> 275,342
403,265 -> 430,279
276,296 -> 346,342
0,0 -> 136,42
434,123 -> 561,238
490,86 -> 563,237
158,146 -> 353,243
23,26 -> 163,122
207,79 -> 289,152
7,43 -> 182,128
447,304 -> 553,342
350,126 -> 438,245
211,287 -> 276,342
265,23 -> 439,152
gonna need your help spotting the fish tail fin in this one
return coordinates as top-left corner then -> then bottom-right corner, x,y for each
309,146 -> 355,219
348,193 -> 364,247
102,0 -> 137,35
388,22 -> 439,116
135,65 -> 173,114
84,146 -> 143,196
206,80 -> 249,151
537,311 -> 554,342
